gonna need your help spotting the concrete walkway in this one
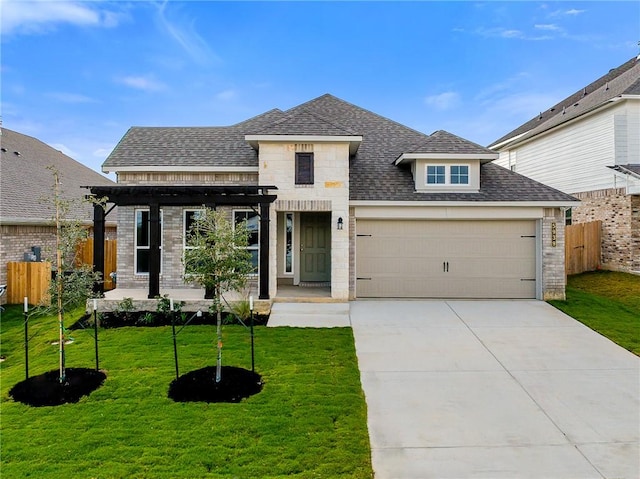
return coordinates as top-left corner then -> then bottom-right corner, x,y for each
267,302 -> 351,328
350,300 -> 640,479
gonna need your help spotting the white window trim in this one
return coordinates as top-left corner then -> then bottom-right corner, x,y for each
284,212 -> 294,275
183,209 -> 205,277
134,208 -> 163,276
233,209 -> 260,277
425,164 -> 470,186
183,209 -> 205,251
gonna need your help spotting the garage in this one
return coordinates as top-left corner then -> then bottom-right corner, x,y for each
355,219 -> 537,299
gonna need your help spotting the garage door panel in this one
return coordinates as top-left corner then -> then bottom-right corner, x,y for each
356,220 -> 537,299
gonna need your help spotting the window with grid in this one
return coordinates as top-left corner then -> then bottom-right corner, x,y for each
135,209 -> 162,274
295,152 -> 314,185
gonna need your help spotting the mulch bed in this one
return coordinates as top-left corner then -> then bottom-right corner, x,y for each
9,368 -> 106,407
168,366 -> 262,403
70,312 -> 269,330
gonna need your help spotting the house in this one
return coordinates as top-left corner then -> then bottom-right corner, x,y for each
92,94 -> 577,302
490,56 -> 640,273
0,127 -> 117,303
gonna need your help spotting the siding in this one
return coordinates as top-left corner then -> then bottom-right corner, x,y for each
514,107 -> 616,194
495,101 -> 640,194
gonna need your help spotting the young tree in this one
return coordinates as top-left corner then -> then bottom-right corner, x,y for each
183,208 -> 253,383
38,168 -> 102,383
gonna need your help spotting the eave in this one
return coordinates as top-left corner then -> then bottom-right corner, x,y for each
245,134 -> 362,155
394,153 -> 497,166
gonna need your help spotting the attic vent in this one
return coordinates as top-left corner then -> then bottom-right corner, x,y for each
295,143 -> 313,152
562,107 -> 566,115
604,81 -> 609,91
582,87 -> 588,97
14,151 -> 21,156
1,147 -> 6,152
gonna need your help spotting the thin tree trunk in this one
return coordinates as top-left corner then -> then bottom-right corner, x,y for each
215,285 -> 222,383
55,172 -> 65,383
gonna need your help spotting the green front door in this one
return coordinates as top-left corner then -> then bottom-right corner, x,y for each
300,213 -> 331,282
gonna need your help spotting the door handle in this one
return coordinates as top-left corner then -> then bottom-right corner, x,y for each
443,261 -> 449,272
300,244 -> 304,252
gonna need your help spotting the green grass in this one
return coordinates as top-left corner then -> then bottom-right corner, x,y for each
0,306 -> 373,478
549,271 -> 640,355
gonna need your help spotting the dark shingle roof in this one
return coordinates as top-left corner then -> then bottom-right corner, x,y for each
103,93 -> 575,203
103,109 -> 284,170
490,57 -> 640,149
405,130 -> 496,155
251,109 -> 359,136
0,127 -> 115,223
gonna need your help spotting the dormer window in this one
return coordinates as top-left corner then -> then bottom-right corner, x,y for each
450,165 -> 469,184
426,164 -> 469,186
426,165 -> 445,184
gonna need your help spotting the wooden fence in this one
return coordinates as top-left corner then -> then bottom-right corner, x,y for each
76,238 -> 117,291
5,239 -> 117,305
6,261 -> 52,305
565,221 -> 601,275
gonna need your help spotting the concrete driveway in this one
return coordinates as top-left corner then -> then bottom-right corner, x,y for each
350,300 -> 640,479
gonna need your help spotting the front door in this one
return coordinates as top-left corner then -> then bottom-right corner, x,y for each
300,213 -> 331,282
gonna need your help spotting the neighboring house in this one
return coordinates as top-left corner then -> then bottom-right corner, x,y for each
95,94 -> 576,301
0,127 -> 117,302
490,56 -> 640,273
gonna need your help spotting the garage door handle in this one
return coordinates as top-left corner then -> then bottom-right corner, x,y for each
357,277 -> 371,281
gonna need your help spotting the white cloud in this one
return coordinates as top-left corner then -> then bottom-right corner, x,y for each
49,142 -> 77,158
154,1 -> 218,67
116,75 -> 167,92
92,147 -> 113,158
1,0 -> 124,36
424,91 -> 461,111
215,89 -> 237,101
535,24 -> 562,31
549,8 -> 586,17
474,27 -> 551,41
46,92 -> 97,104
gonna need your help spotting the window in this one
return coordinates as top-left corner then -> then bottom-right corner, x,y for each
285,213 -> 293,274
295,152 -> 314,185
234,210 -> 259,274
425,164 -> 471,186
184,209 -> 204,249
426,165 -> 445,184
450,165 -> 469,184
135,209 -> 162,275
565,208 -> 572,226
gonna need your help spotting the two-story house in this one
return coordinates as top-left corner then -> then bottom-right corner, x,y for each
89,94 -> 577,302
490,57 -> 640,273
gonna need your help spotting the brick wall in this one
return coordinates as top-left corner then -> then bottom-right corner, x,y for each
541,208 -> 567,300
572,188 -> 638,272
115,205 -> 237,290
1,224 -> 116,302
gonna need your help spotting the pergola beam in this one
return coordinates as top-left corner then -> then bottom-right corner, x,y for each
84,185 -> 277,300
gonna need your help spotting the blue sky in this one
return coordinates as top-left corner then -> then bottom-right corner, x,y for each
1,1 -> 638,178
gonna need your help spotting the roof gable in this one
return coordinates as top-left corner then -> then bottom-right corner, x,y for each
251,108 -> 359,136
490,57 -> 640,149
101,93 -> 575,204
0,127 -> 115,223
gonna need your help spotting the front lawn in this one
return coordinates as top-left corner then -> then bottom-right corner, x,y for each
549,271 -> 640,355
0,306 -> 373,478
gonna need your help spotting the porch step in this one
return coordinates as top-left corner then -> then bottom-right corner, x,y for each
267,302 -> 351,328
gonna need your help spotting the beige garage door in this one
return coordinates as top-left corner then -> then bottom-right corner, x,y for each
356,220 -> 537,299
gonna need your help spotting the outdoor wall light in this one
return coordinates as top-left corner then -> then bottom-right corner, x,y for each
337,217 -> 344,230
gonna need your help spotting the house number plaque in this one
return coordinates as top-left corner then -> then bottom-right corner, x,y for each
551,222 -> 557,247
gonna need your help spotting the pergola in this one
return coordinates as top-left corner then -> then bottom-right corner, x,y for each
85,185 -> 277,300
